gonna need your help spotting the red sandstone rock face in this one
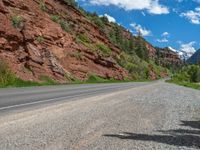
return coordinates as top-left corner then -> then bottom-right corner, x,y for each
0,0 -> 128,82
145,43 -> 156,59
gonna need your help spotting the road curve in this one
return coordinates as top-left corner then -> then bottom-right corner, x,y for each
0,81 -> 199,150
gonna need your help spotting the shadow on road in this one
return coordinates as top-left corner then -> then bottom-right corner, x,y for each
104,121 -> 200,149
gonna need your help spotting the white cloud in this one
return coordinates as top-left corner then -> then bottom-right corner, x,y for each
130,23 -> 151,36
147,1 -> 169,14
157,32 -> 170,43
157,38 -> 168,43
181,7 -> 200,24
102,14 -> 116,23
193,0 -> 200,3
177,0 -> 200,3
162,32 -> 169,36
88,0 -> 169,15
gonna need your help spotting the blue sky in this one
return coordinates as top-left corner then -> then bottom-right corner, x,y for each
77,0 -> 200,53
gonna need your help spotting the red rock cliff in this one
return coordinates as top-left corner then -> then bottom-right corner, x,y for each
0,0 -> 128,82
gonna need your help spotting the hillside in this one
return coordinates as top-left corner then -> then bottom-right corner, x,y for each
187,49 -> 200,64
155,47 -> 183,70
0,0 -> 182,84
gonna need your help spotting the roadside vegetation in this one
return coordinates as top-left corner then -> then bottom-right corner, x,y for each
0,58 -> 149,88
168,65 -> 200,90
0,60 -> 59,88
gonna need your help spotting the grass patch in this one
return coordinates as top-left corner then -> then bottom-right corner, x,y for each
50,15 -> 70,32
50,15 -> 60,23
86,74 -> 108,83
0,60 -> 59,88
0,60 -> 41,88
84,74 -> 149,84
167,80 -> 200,90
76,34 -> 91,44
96,43 -> 111,57
39,75 -> 57,85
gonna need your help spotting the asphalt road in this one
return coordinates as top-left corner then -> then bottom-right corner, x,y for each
0,81 -> 199,150
0,82 -> 150,111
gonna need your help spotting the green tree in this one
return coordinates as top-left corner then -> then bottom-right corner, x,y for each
63,0 -> 78,7
134,36 -> 149,61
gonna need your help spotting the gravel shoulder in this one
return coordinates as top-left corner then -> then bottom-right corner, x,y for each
0,81 -> 199,150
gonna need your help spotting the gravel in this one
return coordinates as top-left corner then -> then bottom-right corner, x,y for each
0,81 -> 199,150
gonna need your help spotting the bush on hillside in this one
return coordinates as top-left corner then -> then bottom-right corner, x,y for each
96,43 -> 111,57
188,65 -> 200,82
0,60 -> 15,86
171,65 -> 200,83
11,15 -> 23,28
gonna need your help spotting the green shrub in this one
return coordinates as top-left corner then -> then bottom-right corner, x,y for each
169,65 -> 200,90
77,34 -> 91,44
0,60 -> 15,87
96,43 -> 111,56
36,36 -> 44,43
188,65 -> 200,83
51,15 -> 60,23
86,74 -> 108,83
11,15 -> 23,28
59,20 -> 70,32
50,15 -> 70,32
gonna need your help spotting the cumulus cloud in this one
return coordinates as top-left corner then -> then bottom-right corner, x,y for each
181,7 -> 200,24
156,32 -> 170,43
88,0 -> 169,15
130,23 -> 151,36
162,32 -> 169,36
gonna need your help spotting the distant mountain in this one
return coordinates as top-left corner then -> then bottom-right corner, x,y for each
187,49 -> 200,64
168,46 -> 196,60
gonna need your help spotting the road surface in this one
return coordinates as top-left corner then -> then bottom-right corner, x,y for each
0,81 -> 199,150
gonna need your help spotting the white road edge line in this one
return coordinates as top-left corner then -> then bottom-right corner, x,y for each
0,96 -> 70,111
0,83 -> 152,111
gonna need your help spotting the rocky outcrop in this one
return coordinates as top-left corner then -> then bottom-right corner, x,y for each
156,47 -> 182,68
145,43 -> 156,59
0,0 -> 128,82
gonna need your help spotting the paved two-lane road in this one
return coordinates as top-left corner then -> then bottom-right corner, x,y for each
0,82 -> 150,111
0,81 -> 199,150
